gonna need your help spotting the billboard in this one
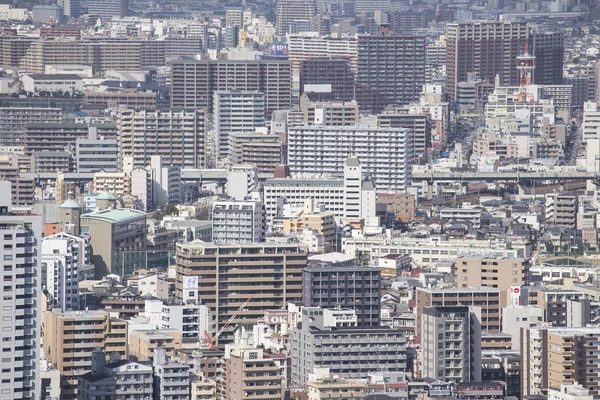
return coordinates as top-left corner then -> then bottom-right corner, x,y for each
183,276 -> 198,290
509,286 -> 521,306
264,310 -> 288,325
271,43 -> 289,57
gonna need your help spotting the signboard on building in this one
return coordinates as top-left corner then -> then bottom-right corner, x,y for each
264,310 -> 288,325
509,286 -> 521,306
271,43 -> 288,56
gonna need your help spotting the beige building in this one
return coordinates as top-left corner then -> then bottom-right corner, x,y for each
128,329 -> 182,362
0,155 -> 34,205
41,310 -> 128,399
223,347 -> 283,400
527,288 -> 585,326
455,257 -> 529,307
300,98 -> 360,127
416,287 -> 502,334
176,241 -> 307,346
472,132 -> 519,159
93,171 -> 131,197
282,210 -> 335,253
230,133 -> 283,173
377,193 -> 415,222
117,108 -> 208,169
84,89 -> 157,110
307,378 -> 367,400
80,207 -> 147,277
521,327 -> 600,397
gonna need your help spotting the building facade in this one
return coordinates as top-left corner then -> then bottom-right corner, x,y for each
211,201 -> 265,244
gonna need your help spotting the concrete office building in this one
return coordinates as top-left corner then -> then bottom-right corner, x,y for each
445,22 -> 529,99
212,201 -> 265,244
42,310 -> 128,399
0,192 -> 42,400
455,257 -> 529,307
275,0 -> 316,36
176,241 -> 307,345
378,112 -> 431,161
76,127 -> 118,173
117,109 -> 207,170
416,287 -> 502,334
213,90 -> 265,159
23,122 -> 117,155
356,35 -> 426,107
291,307 -> 407,386
421,306 -> 482,383
87,0 -> 127,20
521,327 -> 600,397
170,59 -> 291,119
153,348 -> 190,400
80,208 -> 147,277
287,126 -> 413,192
78,351 -> 153,400
303,253 -> 381,326
41,232 -> 92,311
0,107 -> 62,146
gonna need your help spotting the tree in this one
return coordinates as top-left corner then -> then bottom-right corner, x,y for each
151,211 -> 163,221
164,204 -> 179,216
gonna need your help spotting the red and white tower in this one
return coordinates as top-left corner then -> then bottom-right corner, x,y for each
516,43 -> 536,103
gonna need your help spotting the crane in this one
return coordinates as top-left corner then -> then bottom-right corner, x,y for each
203,296 -> 253,349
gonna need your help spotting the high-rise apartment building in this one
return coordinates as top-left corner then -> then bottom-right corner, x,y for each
76,127 -> 119,173
275,0 -> 316,36
0,189 -> 42,400
41,232 -> 93,311
0,107 -> 62,146
153,348 -> 190,400
213,90 -> 265,159
287,125 -> 413,192
87,0 -> 127,20
23,122 -> 117,155
212,201 -> 265,244
42,310 -> 128,399
223,345 -> 283,400
530,31 -> 564,85
116,108 -> 207,169
291,307 -> 407,386
302,254 -> 381,326
378,112 -> 432,160
175,242 -> 307,345
0,155 -> 34,205
288,35 -> 358,73
58,0 -> 82,18
521,327 -> 600,397
416,287 -> 502,334
421,306 -> 482,383
170,59 -> 291,119
445,21 -> 529,99
356,35 -> 426,107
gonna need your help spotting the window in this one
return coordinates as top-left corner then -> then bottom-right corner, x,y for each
249,352 -> 258,360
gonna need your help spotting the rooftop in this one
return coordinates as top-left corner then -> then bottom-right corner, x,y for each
81,208 -> 146,224
25,73 -> 83,80
308,252 -> 355,264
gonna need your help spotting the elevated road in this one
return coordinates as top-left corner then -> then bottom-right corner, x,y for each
412,171 -> 598,182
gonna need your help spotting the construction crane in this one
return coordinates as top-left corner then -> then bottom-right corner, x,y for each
203,296 -> 253,349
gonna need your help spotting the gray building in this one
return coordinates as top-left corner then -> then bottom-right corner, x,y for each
76,127 -> 118,173
0,107 -> 62,146
87,0 -> 127,20
291,307 -> 407,386
421,306 -> 482,384
213,90 -> 265,160
32,5 -> 64,23
356,35 -> 426,107
212,201 -> 265,244
0,183 -> 43,400
303,253 -> 381,326
378,112 -> 431,161
153,348 -> 190,400
78,350 -> 153,400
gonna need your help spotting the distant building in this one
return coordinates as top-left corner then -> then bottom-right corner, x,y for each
212,201 -> 265,244
153,348 -> 190,400
87,0 -> 127,20
275,0 -> 316,36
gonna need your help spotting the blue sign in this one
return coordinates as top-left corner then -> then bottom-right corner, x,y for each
271,43 -> 289,57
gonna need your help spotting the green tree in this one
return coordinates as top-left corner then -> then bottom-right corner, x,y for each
164,204 -> 179,216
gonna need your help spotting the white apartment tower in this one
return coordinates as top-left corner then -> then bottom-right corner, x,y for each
41,232 -> 92,311
288,126 -> 413,192
212,201 -> 265,244
213,90 -> 266,161
0,181 -> 42,400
